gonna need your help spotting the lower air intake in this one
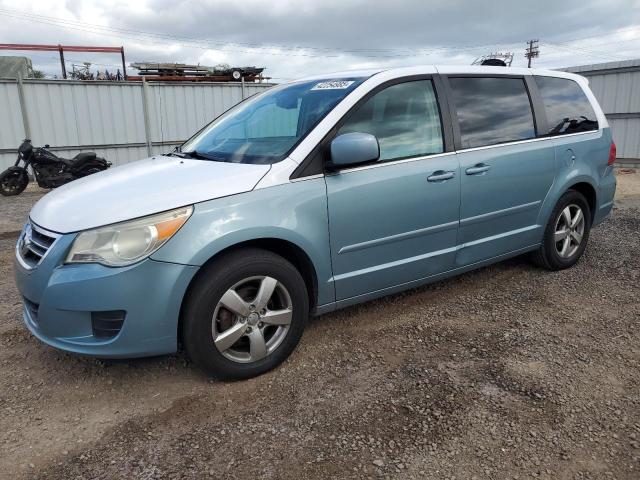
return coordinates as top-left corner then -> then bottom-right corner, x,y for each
91,310 -> 126,339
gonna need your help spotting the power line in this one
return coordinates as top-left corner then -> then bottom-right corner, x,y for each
2,6 -> 639,68
0,7 -> 435,58
538,25 -> 640,62
0,11 -> 336,58
543,41 -> 636,62
0,6 -> 591,60
550,24 -> 640,46
556,35 -> 640,49
0,7 -> 470,56
0,8 -> 511,59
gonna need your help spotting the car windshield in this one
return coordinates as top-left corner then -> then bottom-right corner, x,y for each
180,78 -> 366,164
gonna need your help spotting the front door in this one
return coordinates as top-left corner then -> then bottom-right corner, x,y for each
325,79 -> 460,301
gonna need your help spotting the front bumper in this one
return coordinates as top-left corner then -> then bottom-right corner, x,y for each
14,227 -> 198,358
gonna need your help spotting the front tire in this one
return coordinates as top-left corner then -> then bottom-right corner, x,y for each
182,248 -> 309,380
532,190 -> 591,270
0,168 -> 29,196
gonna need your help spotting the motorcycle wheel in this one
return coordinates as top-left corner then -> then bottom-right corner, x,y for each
0,169 -> 29,196
77,166 -> 102,177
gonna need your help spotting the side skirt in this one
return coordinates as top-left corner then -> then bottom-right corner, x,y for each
312,244 -> 539,316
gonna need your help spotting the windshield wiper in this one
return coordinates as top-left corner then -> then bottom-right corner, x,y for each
181,150 -> 228,162
167,151 -> 188,158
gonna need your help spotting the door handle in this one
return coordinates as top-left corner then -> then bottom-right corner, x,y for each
465,163 -> 491,175
427,170 -> 455,182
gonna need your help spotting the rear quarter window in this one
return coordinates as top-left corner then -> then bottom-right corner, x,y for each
534,76 -> 598,136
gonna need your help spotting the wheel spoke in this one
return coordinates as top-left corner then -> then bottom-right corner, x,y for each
214,322 -> 247,352
262,308 -> 293,326
253,276 -> 277,311
560,236 -> 571,257
570,209 -> 583,228
554,229 -> 568,242
220,289 -> 251,317
570,229 -> 583,243
248,328 -> 267,361
562,207 -> 572,227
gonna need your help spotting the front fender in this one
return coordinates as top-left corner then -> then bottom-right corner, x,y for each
152,178 -> 334,306
3,165 -> 28,175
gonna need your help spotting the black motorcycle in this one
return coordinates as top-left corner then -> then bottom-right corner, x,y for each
0,139 -> 111,196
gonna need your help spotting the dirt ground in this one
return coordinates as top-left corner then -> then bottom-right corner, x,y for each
1,171 -> 639,480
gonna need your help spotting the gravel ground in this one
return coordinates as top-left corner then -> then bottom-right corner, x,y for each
0,172 -> 639,480
0,184 -> 47,238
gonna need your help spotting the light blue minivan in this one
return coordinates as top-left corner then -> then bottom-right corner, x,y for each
15,65 -> 616,379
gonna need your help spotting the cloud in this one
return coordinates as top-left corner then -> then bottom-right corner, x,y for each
1,0 -> 639,79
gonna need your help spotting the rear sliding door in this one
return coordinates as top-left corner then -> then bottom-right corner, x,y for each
443,75 -> 556,266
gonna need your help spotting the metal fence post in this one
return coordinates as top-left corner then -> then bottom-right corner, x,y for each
241,77 -> 246,100
140,77 -> 153,156
16,75 -> 31,140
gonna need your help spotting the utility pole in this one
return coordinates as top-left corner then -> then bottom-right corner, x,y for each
58,44 -> 67,79
525,39 -> 539,68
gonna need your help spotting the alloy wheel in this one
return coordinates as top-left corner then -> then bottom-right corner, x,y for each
554,204 -> 585,259
212,276 -> 293,363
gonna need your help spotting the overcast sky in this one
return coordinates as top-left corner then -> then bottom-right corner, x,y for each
1,0 -> 640,80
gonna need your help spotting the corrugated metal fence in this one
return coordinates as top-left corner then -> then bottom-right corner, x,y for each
0,78 -> 274,170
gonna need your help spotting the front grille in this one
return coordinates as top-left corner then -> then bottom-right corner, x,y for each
23,297 -> 39,324
91,311 -> 126,339
16,222 -> 59,269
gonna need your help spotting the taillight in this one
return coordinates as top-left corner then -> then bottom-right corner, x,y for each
607,142 -> 617,166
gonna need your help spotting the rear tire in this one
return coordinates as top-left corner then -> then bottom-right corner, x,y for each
0,169 -> 28,196
77,161 -> 108,177
77,167 -> 101,177
531,190 -> 591,270
182,248 -> 309,380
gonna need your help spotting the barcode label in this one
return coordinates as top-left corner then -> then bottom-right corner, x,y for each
311,81 -> 355,90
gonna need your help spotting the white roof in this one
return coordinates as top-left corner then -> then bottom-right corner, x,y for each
294,64 -> 587,86
289,68 -> 383,83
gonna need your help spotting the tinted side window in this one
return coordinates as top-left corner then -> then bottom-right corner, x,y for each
534,76 -> 598,135
449,77 -> 536,149
338,80 -> 444,162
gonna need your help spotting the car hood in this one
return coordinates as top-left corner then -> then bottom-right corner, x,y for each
30,155 -> 271,233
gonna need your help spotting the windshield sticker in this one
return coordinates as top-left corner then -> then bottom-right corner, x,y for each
311,80 -> 355,91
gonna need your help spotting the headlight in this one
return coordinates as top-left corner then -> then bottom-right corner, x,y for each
66,206 -> 193,267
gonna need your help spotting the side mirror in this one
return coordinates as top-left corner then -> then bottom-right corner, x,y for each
329,132 -> 379,170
